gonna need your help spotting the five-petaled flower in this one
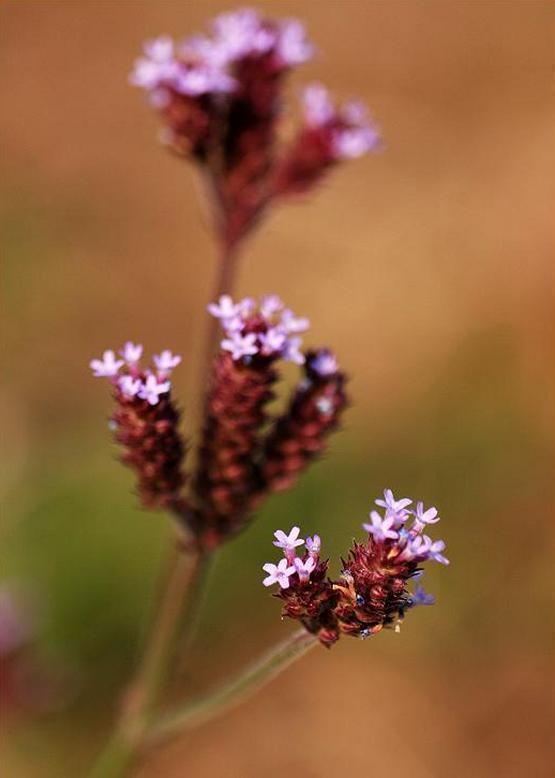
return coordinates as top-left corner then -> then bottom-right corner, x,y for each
293,556 -> 316,583
262,558 -> 296,589
90,350 -> 124,378
154,350 -> 182,374
120,341 -> 143,365
138,375 -> 171,406
273,526 -> 305,558
363,510 -> 399,542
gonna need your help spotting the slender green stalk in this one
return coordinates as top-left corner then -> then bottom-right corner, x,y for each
90,234 -> 242,777
147,629 -> 318,746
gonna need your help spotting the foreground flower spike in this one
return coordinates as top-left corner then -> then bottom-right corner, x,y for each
90,345 -> 188,512
191,295 -> 299,545
263,493 -> 448,647
258,349 -> 348,493
131,10 -> 378,247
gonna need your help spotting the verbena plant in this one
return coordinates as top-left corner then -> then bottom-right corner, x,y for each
89,9 -> 448,776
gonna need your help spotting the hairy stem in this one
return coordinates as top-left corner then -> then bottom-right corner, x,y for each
147,629 -> 318,746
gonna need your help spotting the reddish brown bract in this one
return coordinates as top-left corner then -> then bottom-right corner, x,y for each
111,388 -> 187,513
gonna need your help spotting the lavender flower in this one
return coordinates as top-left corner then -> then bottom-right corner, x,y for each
262,558 -> 296,589
118,375 -> 142,399
210,294 -> 310,364
138,374 -> 171,406
90,350 -> 124,378
273,526 -> 305,557
302,83 -> 380,159
363,510 -> 399,542
120,341 -> 143,365
153,349 -> 182,374
293,556 -> 316,583
308,350 -> 339,377
305,534 -> 321,556
410,585 -> 436,607
412,501 -> 440,531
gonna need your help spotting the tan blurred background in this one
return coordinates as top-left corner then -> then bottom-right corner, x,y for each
1,1 -> 554,776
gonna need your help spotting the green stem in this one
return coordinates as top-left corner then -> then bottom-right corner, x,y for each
89,548 -> 209,778
147,629 -> 318,746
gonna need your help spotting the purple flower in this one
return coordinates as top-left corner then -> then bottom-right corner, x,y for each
303,83 -> 335,127
138,374 -> 170,405
90,350 -> 124,378
275,19 -> 313,66
413,501 -> 440,526
375,488 -> 412,526
273,526 -> 305,554
293,556 -> 316,583
309,350 -> 338,377
262,558 -> 296,589
120,341 -> 143,365
282,335 -> 305,365
424,537 -> 450,566
208,295 -> 242,321
212,8 -> 268,61
260,294 -> 284,317
118,375 -> 142,399
221,332 -> 259,360
305,534 -> 321,555
363,511 -> 399,542
153,349 -> 182,373
281,308 -> 310,334
410,585 -> 435,607
259,327 -> 287,355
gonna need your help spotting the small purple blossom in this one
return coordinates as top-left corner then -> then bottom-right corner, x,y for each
282,335 -> 305,365
275,18 -> 313,66
375,488 -> 412,526
303,83 -> 335,127
363,511 -> 399,542
212,294 -> 309,363
221,332 -> 259,360
208,295 -> 242,320
302,84 -> 380,160
305,534 -> 321,556
118,375 -> 142,399
309,350 -> 338,377
412,501 -> 440,527
281,309 -> 310,334
293,556 -> 316,583
273,526 -> 305,555
410,585 -> 436,607
90,350 -> 124,378
153,349 -> 182,374
138,374 -> 171,405
425,537 -> 450,566
120,342 -> 143,365
262,558 -> 296,589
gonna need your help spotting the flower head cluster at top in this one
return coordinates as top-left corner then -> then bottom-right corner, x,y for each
130,8 -> 380,247
90,342 -> 181,405
130,9 -> 312,98
208,294 -> 309,364
262,489 -> 449,647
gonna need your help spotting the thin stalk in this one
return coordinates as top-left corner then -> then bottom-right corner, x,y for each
89,548 -> 207,778
90,230 -> 242,777
147,629 -> 318,746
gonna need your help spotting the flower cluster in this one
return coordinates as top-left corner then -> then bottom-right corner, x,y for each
90,343 -> 181,405
262,490 -> 448,647
274,84 -> 380,195
90,344 -> 187,512
90,300 -> 348,548
208,294 -> 308,364
130,10 -> 312,99
130,8 -> 379,248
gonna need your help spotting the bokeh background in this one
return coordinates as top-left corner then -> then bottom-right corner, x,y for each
1,1 -> 554,776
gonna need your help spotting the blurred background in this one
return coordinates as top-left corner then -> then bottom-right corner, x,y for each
1,1 -> 554,776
